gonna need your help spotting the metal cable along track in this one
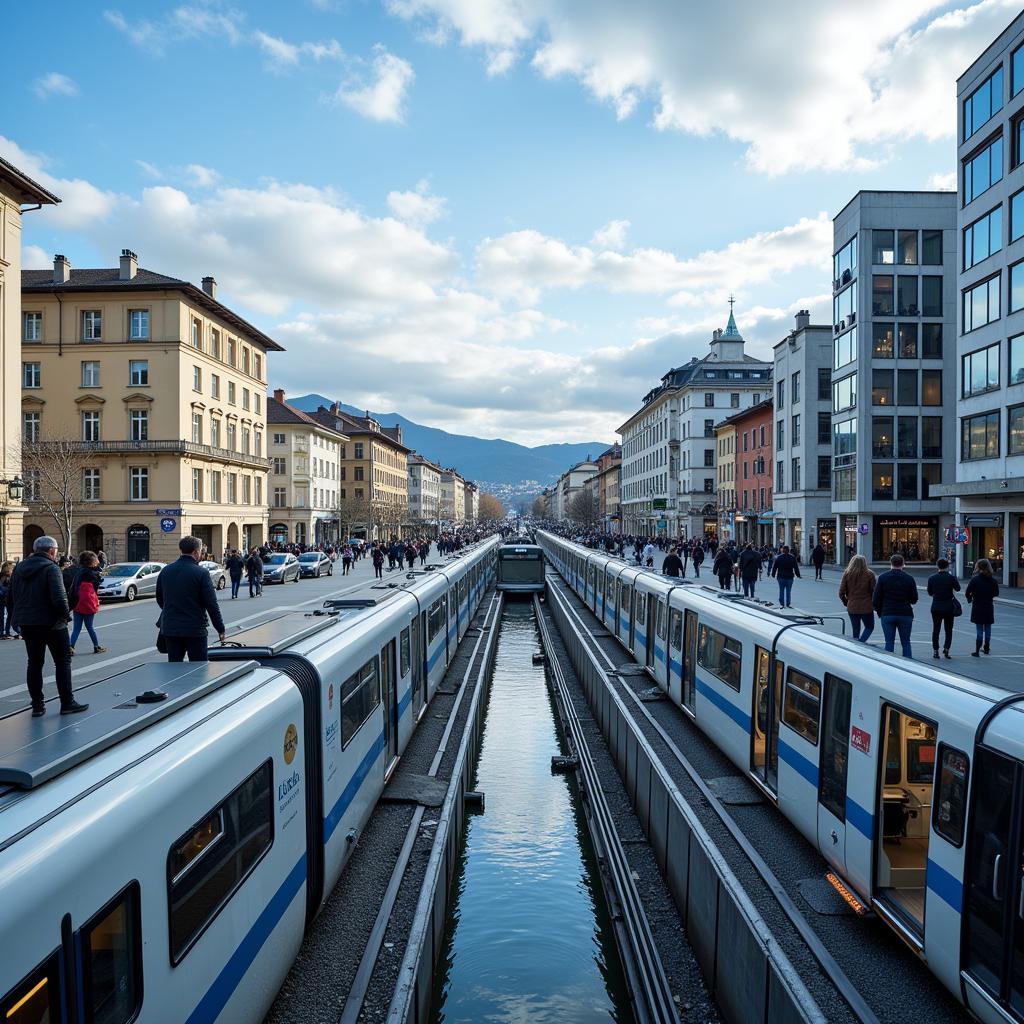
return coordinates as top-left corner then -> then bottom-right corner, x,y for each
545,576 -> 879,1024
535,593 -> 680,1024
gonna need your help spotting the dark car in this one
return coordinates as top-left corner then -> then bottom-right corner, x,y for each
262,553 -> 300,584
298,552 -> 333,578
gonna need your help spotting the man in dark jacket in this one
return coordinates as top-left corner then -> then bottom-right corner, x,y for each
245,549 -> 264,598
156,536 -> 227,662
872,553 -> 918,658
225,549 -> 245,599
811,543 -> 826,581
691,544 -> 704,578
12,535 -> 88,715
738,543 -> 761,598
662,548 -> 683,578
770,545 -> 800,608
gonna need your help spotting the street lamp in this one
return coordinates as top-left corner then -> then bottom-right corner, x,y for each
4,476 -> 24,502
0,476 -> 25,562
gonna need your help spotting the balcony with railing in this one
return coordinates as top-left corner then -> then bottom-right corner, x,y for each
67,439 -> 271,470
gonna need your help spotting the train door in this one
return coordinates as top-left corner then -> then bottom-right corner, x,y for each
381,639 -> 399,766
751,647 -> 784,795
645,595 -> 657,668
667,608 -> 683,705
816,674 -> 852,874
962,748 -> 1024,1022
410,618 -> 425,719
619,582 -> 632,649
873,705 -> 937,939
681,610 -> 698,714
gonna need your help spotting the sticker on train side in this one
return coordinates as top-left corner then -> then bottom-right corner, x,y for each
851,726 -> 871,754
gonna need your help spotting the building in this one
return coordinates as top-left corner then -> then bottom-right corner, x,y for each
408,453 -> 443,531
619,304 -> 772,538
932,13 -> 1024,585
594,444 -> 622,529
0,158 -> 59,561
463,481 -> 479,524
771,310 -> 834,561
439,469 -> 466,525
731,399 -> 774,545
831,192 -> 958,565
312,404 -> 410,539
555,459 -> 599,521
714,420 -> 737,540
21,250 -> 281,561
267,390 -> 346,547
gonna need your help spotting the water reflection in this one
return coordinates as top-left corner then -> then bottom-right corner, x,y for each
431,602 -> 632,1024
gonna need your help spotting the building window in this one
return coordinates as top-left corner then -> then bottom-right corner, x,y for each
872,230 -> 895,265
898,322 -> 918,358
192,468 -> 203,501
191,411 -> 202,444
873,275 -> 894,316
242,348 -> 250,375
922,229 -> 943,265
834,236 -> 857,282
1010,260 -> 1024,314
898,229 -> 918,265
81,411 -> 100,442
354,442 -> 364,459
872,416 -> 894,458
273,432 -> 285,444
255,477 -> 262,506
792,414 -> 801,446
227,422 -> 237,449
129,309 -> 149,340
777,420 -> 784,450
191,318 -> 201,349
81,360 -> 100,387
963,206 -> 1002,270
834,326 -> 856,369
964,66 -> 1004,141
227,473 -> 237,502
354,466 -> 364,481
1008,404 -> 1024,454
897,275 -> 918,316
193,365 -> 202,391
963,274 -> 1000,331
253,353 -> 262,380
242,476 -> 251,503
129,409 -> 148,441
922,369 -> 942,406
273,486 -> 286,508
922,417 -> 942,458
129,467 -> 148,501
872,323 -> 894,358
816,411 -> 831,445
962,343 -> 1000,397
704,392 -> 714,408
872,464 -> 894,500
897,463 -> 917,501
23,412 -> 40,443
833,374 -> 856,413
834,282 -> 856,327
82,468 -> 100,501
703,448 -> 714,467
210,417 -> 220,447
210,329 -> 220,360
227,381 -> 236,405
791,457 -> 801,490
22,362 -> 41,388
817,456 -> 831,490
872,369 -> 894,406
776,459 -> 784,491
703,478 -> 714,493
242,388 -> 250,411
129,359 -> 149,386
1012,189 -> 1024,245
210,472 -> 221,502
355,487 -> 363,498
898,416 -> 918,458
777,380 -> 785,409
817,367 -> 831,402
82,310 -> 102,341
211,374 -> 220,399
962,411 -> 1000,460
791,371 -> 801,405
729,392 -> 738,408
23,311 -> 41,341
254,393 -> 261,414
964,135 -> 1003,206
897,368 -> 918,406
273,458 -> 286,474
241,428 -> 250,454
254,431 -> 262,457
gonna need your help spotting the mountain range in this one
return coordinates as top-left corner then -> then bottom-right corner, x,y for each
289,394 -> 610,491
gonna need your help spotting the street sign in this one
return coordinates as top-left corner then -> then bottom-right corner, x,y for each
656,519 -> 667,528
156,507 -> 183,515
858,523 -> 869,535
652,498 -> 667,510
945,525 -> 970,544
160,517 -> 177,533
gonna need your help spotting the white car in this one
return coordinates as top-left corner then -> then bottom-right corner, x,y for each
199,560 -> 228,590
97,562 -> 166,602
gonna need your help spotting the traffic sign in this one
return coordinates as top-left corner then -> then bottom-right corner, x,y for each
160,517 -> 177,533
156,507 -> 183,515
858,523 -> 869,535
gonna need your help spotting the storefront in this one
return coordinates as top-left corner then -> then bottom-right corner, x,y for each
873,516 -> 939,563
269,523 -> 288,544
791,522 -> 803,556
814,519 -> 836,562
125,524 -> 150,561
841,515 -> 859,563
964,515 -> 1004,577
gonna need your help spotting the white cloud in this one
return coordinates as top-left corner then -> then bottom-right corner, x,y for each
386,0 -> 1023,174
387,180 -> 447,225
104,3 -> 245,53
928,170 -> 957,190
22,245 -> 51,270
253,30 -> 343,70
33,72 -> 78,99
591,219 -> 628,251
135,159 -> 163,179
184,163 -> 220,187
335,46 -> 414,123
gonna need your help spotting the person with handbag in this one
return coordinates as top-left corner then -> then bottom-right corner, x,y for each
926,557 -> 960,660
965,558 -> 999,657
68,551 -> 107,655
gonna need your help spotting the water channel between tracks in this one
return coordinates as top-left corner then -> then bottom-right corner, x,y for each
429,600 -> 633,1023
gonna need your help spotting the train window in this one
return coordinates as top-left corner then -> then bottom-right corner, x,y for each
427,599 -> 445,641
1,952 -> 61,1023
342,657 -> 382,748
884,710 -> 902,784
933,745 -> 969,847
696,623 -> 742,692
818,675 -> 852,823
167,760 -> 273,964
82,882 -> 142,1024
635,594 -> 646,626
656,601 -> 667,642
400,627 -> 411,677
669,609 -> 682,650
907,735 -> 937,783
621,585 -> 632,617
458,577 -> 468,604
782,669 -> 820,745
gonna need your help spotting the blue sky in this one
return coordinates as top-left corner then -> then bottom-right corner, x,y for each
2,0 -> 1020,444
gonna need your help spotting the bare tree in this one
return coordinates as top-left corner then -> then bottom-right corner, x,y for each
530,495 -> 547,518
566,488 -> 599,525
21,439 -> 93,555
478,492 -> 505,520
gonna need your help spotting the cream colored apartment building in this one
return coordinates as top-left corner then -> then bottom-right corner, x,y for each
0,158 -> 59,562
268,390 -> 347,547
440,469 -> 466,525
463,481 -> 479,524
21,250 -> 282,561
408,452 -> 442,529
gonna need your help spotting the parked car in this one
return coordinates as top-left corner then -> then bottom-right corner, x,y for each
298,552 -> 333,578
97,562 -> 166,602
262,553 -> 300,584
199,560 -> 228,590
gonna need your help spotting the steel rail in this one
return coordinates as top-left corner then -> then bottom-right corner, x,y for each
535,593 -> 680,1024
545,572 -> 879,1024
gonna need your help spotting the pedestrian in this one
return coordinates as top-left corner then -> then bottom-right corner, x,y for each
11,535 -> 88,716
226,548 -> 245,599
662,547 -> 683,578
872,553 -> 918,658
642,541 -> 655,568
926,557 -> 960,660
770,544 -> 800,608
965,558 -> 999,657
406,543 -> 417,570
838,555 -> 877,641
811,542 -> 826,581
245,548 -> 263,597
691,544 -> 704,578
0,561 -> 15,639
155,535 -> 227,662
419,540 -> 429,566
372,544 -> 385,579
713,548 -> 733,590
342,544 -> 353,575
68,551 -> 107,655
738,543 -> 761,598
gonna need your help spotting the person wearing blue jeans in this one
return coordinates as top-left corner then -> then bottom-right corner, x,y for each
70,612 -> 101,651
872,553 -> 918,659
965,558 -> 999,656
770,544 -> 800,609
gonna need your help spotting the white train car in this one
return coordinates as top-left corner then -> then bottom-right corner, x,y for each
0,538 -> 498,1024
541,531 -> 1024,1024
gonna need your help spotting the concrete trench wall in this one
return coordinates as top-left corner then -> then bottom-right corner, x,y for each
547,587 -> 826,1024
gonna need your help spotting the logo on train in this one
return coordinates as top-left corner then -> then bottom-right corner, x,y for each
328,683 -> 334,711
283,723 -> 299,765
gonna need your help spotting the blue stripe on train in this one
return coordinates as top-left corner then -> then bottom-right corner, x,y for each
927,857 -> 963,913
777,737 -> 818,787
844,796 -> 874,840
695,676 -> 751,732
324,730 -> 386,842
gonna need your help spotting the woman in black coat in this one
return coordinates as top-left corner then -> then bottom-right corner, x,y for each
926,557 -> 961,659
965,558 -> 999,656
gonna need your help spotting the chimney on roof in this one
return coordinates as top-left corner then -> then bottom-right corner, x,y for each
119,249 -> 137,281
53,254 -> 70,284
794,309 -> 810,330
330,402 -> 340,416
202,276 -> 217,299
273,388 -> 284,403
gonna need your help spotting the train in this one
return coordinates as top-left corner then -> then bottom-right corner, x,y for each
495,542 -> 546,594
0,537 -> 499,1024
539,530 -> 1023,1024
